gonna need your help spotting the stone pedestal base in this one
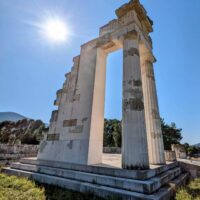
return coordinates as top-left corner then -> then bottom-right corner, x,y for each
3,156 -> 189,200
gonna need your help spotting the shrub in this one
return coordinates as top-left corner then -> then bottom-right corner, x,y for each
176,179 -> 200,200
0,173 -> 106,200
0,173 -> 45,200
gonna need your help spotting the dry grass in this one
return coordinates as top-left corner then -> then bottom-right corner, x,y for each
0,173 -> 45,200
0,173 -> 120,200
176,179 -> 200,200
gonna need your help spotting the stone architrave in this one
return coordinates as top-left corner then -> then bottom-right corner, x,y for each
140,52 -> 165,165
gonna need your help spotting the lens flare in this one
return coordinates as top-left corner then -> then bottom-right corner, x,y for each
42,19 -> 69,42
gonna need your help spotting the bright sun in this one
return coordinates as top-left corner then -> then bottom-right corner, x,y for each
43,19 -> 69,42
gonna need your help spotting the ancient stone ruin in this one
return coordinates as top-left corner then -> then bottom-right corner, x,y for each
171,144 -> 187,159
4,1 -> 190,199
37,0 -> 165,170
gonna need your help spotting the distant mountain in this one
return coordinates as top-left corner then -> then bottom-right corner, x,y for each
0,112 -> 27,122
194,143 -> 200,147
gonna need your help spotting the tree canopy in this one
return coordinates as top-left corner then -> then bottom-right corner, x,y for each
103,119 -> 121,148
0,119 -> 45,145
103,118 -> 183,150
161,119 -> 183,150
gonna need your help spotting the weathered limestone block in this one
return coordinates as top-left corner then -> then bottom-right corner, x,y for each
50,110 -> 58,122
38,140 -> 90,164
165,151 -> 176,162
47,134 -> 60,141
63,119 -> 77,127
172,144 -> 187,159
115,0 -> 153,33
179,161 -> 200,178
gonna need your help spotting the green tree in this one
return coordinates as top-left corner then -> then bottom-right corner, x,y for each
0,119 -> 45,145
161,119 -> 183,150
103,118 -> 183,150
103,119 -> 121,147
187,146 -> 199,157
183,143 -> 190,155
182,143 -> 200,157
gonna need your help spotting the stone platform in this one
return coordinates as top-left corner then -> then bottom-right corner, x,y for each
3,154 -> 189,200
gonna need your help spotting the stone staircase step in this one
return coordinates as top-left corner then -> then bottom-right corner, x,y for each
2,167 -> 188,200
20,158 -> 178,180
10,162 -> 181,194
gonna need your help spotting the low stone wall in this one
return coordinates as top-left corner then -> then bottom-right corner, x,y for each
171,144 -> 187,159
191,157 -> 200,162
103,147 -> 121,154
178,159 -> 200,178
0,144 -> 39,165
0,144 -> 39,154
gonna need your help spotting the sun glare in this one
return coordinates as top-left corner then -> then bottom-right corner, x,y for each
42,19 -> 69,42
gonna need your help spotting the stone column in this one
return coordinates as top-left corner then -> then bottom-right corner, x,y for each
88,48 -> 107,165
140,52 -> 165,165
122,35 -> 149,170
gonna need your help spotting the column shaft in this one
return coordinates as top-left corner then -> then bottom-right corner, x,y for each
141,57 -> 165,165
122,38 -> 149,170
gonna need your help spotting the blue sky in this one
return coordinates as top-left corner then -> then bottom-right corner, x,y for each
0,0 -> 199,145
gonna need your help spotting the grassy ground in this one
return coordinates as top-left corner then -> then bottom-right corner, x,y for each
0,173 -> 45,200
2,172 -> 199,200
0,173 -> 118,200
175,179 -> 200,200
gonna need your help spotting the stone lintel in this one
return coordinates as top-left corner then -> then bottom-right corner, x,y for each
115,0 -> 153,33
96,34 -> 122,53
99,19 -> 118,31
96,34 -> 111,46
80,38 -> 98,48
102,41 -> 116,51
124,30 -> 138,40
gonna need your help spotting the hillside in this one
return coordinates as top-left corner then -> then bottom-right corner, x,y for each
0,112 -> 27,122
0,119 -> 45,144
195,143 -> 200,147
